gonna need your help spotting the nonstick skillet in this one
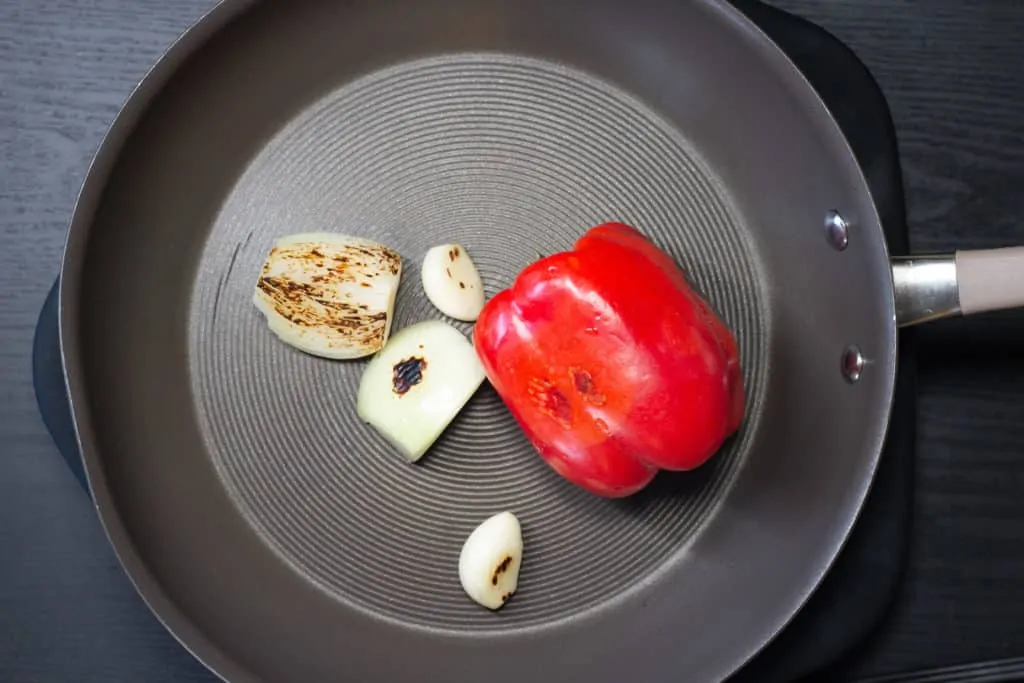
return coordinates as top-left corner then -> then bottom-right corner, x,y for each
58,0 -> 1024,681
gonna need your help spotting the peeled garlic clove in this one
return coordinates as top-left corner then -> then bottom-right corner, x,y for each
357,320 -> 485,462
459,511 -> 523,610
421,244 -> 485,322
253,233 -> 402,359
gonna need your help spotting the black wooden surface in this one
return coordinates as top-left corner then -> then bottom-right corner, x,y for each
1,1 -> 1023,681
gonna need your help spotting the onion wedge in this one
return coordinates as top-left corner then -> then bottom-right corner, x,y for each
357,320 -> 485,462
252,233 -> 402,359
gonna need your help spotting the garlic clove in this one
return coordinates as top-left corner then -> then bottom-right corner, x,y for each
421,244 -> 485,322
459,511 -> 523,610
253,233 -> 402,359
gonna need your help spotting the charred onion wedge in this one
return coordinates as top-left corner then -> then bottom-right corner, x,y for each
357,320 -> 485,462
252,233 -> 402,359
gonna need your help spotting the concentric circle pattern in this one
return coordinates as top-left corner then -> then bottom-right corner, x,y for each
189,53 -> 768,632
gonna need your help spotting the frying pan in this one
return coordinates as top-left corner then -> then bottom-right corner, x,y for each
58,0 -> 1024,681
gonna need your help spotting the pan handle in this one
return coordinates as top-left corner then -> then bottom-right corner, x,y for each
892,247 -> 1024,327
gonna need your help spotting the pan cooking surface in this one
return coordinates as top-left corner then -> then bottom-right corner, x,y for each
189,53 -> 769,630
65,0 -> 900,679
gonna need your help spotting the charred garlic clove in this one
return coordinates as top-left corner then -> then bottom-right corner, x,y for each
421,244 -> 485,321
253,233 -> 402,359
459,511 -> 523,610
357,320 -> 485,462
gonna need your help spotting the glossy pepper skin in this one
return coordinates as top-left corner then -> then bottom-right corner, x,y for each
473,223 -> 745,498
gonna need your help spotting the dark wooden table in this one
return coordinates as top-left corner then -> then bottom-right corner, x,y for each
2,1 -> 1023,681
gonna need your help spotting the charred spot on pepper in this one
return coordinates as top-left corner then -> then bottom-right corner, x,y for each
459,281 -> 466,289
569,367 -> 607,406
527,377 -> 573,428
571,367 -> 594,393
392,356 -> 427,396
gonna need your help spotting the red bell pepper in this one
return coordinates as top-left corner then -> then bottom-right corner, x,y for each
473,222 -> 745,498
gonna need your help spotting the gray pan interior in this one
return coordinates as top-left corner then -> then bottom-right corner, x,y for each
59,0 -> 897,681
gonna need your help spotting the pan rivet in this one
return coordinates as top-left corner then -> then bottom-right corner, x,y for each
825,210 -> 849,251
842,345 -> 865,383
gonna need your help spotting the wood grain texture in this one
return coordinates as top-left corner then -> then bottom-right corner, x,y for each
1,1 -> 1023,681
0,3 -> 219,681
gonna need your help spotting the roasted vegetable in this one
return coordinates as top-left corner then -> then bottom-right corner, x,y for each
253,233 -> 402,359
357,320 -> 485,461
421,243 -> 485,321
459,512 -> 523,610
473,222 -> 745,498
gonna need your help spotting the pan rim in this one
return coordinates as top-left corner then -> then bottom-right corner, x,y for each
59,1 -> 262,681
700,1 -> 899,677
57,1 -> 899,682
657,7 -> 899,683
